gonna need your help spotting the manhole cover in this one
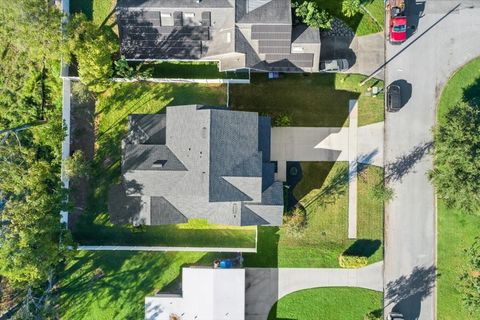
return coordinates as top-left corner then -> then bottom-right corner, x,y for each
289,167 -> 298,176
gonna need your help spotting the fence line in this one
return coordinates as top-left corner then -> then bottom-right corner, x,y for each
61,76 -> 250,84
74,245 -> 257,253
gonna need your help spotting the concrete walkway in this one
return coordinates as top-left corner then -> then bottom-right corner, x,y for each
245,262 -> 383,320
348,100 -> 358,239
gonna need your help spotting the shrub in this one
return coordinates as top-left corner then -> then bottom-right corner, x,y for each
342,0 -> 362,18
293,1 -> 333,30
63,150 -> 90,179
364,309 -> 383,320
114,56 -> 153,80
338,254 -> 368,268
372,182 -> 394,202
284,208 -> 307,238
273,112 -> 292,127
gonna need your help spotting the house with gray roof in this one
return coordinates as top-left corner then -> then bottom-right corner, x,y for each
111,105 -> 283,226
116,0 -> 321,72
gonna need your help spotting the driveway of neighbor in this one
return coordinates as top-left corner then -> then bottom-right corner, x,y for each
348,32 -> 385,78
384,1 -> 480,319
245,262 -> 383,320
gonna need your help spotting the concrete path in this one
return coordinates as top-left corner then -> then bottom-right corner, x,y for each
348,32 -> 385,79
384,1 -> 480,319
271,122 -> 384,181
245,262 -> 384,320
348,100 -> 358,239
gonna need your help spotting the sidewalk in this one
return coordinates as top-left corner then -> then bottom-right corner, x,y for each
245,262 -> 384,320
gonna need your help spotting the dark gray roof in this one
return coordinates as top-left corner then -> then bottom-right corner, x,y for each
126,114 -> 166,145
117,0 -> 234,9
292,24 -> 321,44
150,197 -> 188,224
119,105 -> 283,226
236,0 -> 291,24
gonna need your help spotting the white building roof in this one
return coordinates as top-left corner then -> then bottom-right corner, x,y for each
145,267 -> 245,320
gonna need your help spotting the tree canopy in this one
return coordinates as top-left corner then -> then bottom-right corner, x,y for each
293,1 -> 333,30
65,13 -> 119,93
461,237 -> 480,314
429,100 -> 480,213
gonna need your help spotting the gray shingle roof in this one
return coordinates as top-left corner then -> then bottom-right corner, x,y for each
116,0 -> 321,72
119,105 -> 283,226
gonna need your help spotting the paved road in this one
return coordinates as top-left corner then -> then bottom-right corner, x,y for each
384,1 -> 480,319
245,262 -> 383,320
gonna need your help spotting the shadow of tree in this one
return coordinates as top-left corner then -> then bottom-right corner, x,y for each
385,141 -> 433,183
385,265 -> 437,319
463,77 -> 480,104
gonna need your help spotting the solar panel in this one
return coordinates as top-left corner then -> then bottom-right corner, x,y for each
252,25 -> 291,33
201,11 -> 211,27
258,40 -> 291,54
265,53 -> 314,68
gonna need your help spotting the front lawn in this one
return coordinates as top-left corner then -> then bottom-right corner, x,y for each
244,162 -> 384,268
229,73 -> 383,127
268,287 -> 383,320
59,251 -> 232,319
71,82 -> 255,248
436,57 -> 480,319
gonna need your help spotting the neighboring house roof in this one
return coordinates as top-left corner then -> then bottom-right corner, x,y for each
116,105 -> 283,226
145,267 -> 245,320
116,0 -> 321,72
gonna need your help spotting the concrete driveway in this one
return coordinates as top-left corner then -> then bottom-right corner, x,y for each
245,262 -> 383,320
271,123 -> 384,181
383,1 -> 480,319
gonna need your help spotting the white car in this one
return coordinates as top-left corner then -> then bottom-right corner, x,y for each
389,312 -> 405,320
320,59 -> 349,72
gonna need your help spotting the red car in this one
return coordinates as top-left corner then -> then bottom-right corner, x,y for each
390,15 -> 407,43
388,0 -> 407,44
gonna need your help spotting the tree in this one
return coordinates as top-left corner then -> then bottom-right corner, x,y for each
0,147 -> 72,286
342,0 -> 361,17
429,100 -> 480,213
114,56 -> 153,80
63,150 -> 90,178
293,1 -> 333,30
65,14 -> 119,93
461,238 -> 480,314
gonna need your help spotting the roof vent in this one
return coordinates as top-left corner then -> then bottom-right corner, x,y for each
152,160 -> 168,168
201,126 -> 207,139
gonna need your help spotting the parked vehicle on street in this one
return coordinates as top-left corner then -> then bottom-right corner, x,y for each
387,84 -> 402,112
388,312 -> 405,320
387,0 -> 407,44
320,59 -> 349,72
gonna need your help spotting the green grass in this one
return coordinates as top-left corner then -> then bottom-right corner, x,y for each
70,0 -> 116,26
72,82 -> 255,248
230,73 -> 383,127
438,57 -> 480,122
437,202 -> 480,320
317,0 -> 384,36
436,57 -> 480,319
127,61 -> 250,80
268,287 -> 383,320
244,162 -> 384,268
59,250 -> 232,319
